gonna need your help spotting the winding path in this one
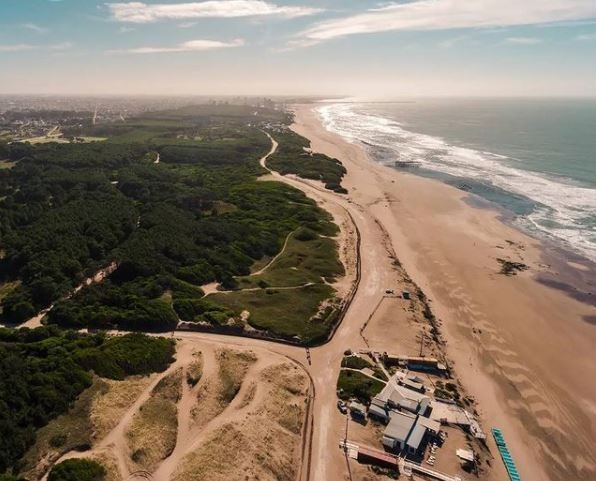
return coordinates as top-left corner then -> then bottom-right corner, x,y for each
166,130 -> 401,481
42,129 -> 409,481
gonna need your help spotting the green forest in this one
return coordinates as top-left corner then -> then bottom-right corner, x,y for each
0,105 -> 345,334
267,129 -> 347,193
0,104 -> 347,476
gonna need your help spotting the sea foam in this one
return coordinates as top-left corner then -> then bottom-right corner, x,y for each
318,103 -> 596,262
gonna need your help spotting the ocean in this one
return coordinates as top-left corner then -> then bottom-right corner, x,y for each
317,99 -> 596,263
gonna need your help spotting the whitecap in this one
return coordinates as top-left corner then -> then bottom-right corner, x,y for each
317,103 -> 596,262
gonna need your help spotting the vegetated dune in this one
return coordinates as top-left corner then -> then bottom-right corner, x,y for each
125,369 -> 183,472
185,351 -> 203,387
190,348 -> 257,427
32,340 -> 310,481
173,361 -> 309,481
216,349 -> 257,405
90,375 -> 158,442
19,379 -> 110,481
93,451 -> 122,481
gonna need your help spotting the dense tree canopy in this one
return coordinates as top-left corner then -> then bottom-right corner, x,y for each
0,104 -> 347,476
0,106 -> 341,332
48,459 -> 106,481
266,129 -> 347,193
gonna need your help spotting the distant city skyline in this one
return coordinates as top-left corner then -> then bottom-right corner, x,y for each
1,0 -> 596,97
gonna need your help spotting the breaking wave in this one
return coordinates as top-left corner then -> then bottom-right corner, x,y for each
318,103 -> 596,262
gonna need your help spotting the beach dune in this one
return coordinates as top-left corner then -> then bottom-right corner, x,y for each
292,105 -> 596,481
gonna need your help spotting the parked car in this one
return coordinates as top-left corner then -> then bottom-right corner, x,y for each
337,400 -> 348,414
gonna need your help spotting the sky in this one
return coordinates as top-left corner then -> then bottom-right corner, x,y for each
1,0 -> 596,97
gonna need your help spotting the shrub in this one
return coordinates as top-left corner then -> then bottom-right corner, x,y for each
294,227 -> 318,242
341,355 -> 372,370
49,433 -> 68,448
48,459 -> 106,481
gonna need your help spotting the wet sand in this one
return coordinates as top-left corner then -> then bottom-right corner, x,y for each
292,105 -> 596,481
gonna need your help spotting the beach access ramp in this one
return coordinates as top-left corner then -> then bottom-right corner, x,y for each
492,428 -> 521,481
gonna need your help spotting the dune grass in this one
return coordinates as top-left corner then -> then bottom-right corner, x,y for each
126,369 -> 182,471
210,283 -> 338,342
236,230 -> 344,289
217,349 -> 257,405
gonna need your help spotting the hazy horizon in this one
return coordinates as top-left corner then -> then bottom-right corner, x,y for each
2,1 -> 596,97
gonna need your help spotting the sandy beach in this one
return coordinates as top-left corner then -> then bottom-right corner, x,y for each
292,104 -> 596,481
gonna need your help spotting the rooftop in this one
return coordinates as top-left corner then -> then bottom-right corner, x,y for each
368,404 -> 390,419
407,423 -> 427,450
384,411 -> 417,442
388,384 -> 430,404
349,401 -> 367,413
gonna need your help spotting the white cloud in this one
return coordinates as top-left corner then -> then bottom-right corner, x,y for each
108,38 -> 245,53
298,0 -> 596,44
0,44 -> 35,52
576,32 -> 596,40
0,42 -> 72,53
49,42 -> 74,50
438,35 -> 469,49
22,23 -> 49,34
107,1 -> 322,23
504,36 -> 542,45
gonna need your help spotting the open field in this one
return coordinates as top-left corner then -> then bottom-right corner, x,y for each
236,228 -> 344,289
209,283 -> 338,342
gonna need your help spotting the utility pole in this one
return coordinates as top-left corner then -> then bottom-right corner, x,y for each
419,327 -> 425,357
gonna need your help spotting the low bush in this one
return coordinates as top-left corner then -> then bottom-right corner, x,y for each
48,459 -> 106,481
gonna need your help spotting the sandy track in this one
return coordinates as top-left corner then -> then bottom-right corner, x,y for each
21,262 -> 118,329
42,339 -> 311,481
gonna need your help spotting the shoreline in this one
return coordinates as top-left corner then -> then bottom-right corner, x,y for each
292,104 -> 596,481
319,100 -> 596,271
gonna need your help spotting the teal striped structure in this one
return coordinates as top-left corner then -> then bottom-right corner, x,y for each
492,428 -> 521,481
